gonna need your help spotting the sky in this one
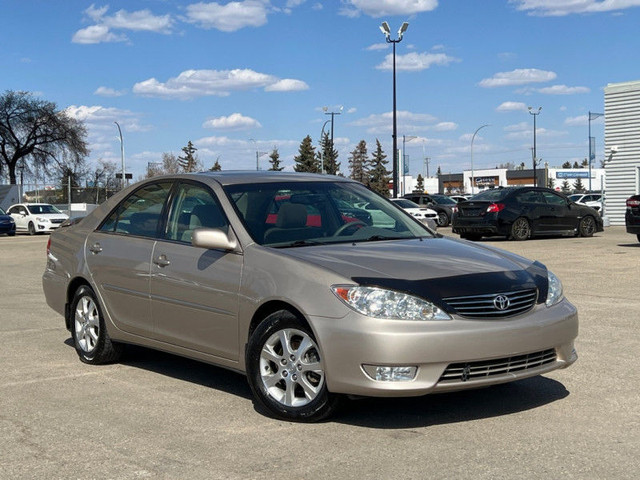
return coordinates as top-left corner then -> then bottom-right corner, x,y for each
3,0 -> 640,182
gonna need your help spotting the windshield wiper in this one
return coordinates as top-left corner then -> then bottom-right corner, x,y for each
276,239 -> 326,248
358,235 -> 410,242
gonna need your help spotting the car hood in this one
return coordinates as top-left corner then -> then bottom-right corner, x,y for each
278,237 -> 548,302
33,213 -> 68,220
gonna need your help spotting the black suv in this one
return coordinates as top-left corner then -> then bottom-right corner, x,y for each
452,187 -> 603,241
625,195 -> 640,243
401,193 -> 457,226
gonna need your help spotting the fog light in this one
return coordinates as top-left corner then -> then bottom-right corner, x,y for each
363,365 -> 417,382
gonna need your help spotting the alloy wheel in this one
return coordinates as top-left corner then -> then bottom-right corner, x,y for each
74,295 -> 100,354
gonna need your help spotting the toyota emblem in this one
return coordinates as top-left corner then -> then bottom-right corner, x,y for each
493,295 -> 510,311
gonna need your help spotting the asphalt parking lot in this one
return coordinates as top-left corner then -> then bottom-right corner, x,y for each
1,228 -> 638,479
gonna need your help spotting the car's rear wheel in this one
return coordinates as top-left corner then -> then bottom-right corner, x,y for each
70,285 -> 123,364
510,217 -> 531,241
28,222 -> 36,235
637,234 -> 640,243
437,211 -> 449,227
246,310 -> 340,422
579,216 -> 596,237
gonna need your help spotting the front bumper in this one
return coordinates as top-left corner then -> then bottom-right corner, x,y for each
35,222 -> 63,232
0,222 -> 16,234
312,298 -> 578,397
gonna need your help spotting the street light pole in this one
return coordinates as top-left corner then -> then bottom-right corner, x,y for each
320,119 -> 331,174
528,107 -> 542,187
470,124 -> 490,195
380,21 -> 409,198
249,138 -> 267,171
588,111 -> 604,192
323,106 -> 342,154
114,121 -> 125,190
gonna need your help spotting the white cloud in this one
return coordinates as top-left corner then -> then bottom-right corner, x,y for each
264,79 -> 309,92
510,0 -> 640,17
64,105 -> 150,132
479,68 -> 556,87
94,86 -> 126,97
340,0 -> 438,17
432,122 -> 458,131
376,52 -> 460,72
72,4 -> 173,44
366,43 -> 389,51
184,1 -> 269,32
504,122 -> 529,132
347,107 -> 357,114
203,113 -> 262,130
496,101 -> 528,112
350,110 -> 438,134
564,115 -> 589,126
537,84 -> 590,95
132,68 -> 308,99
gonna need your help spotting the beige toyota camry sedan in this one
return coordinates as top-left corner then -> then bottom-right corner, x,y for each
43,172 -> 578,421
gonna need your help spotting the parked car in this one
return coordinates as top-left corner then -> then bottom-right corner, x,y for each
389,198 -> 438,230
7,203 -> 69,235
568,193 -> 603,212
452,187 -> 603,241
43,172 -> 578,422
449,195 -> 471,203
0,206 -> 16,236
625,194 -> 640,242
401,193 -> 458,226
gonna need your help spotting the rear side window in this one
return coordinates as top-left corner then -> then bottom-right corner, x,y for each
100,182 -> 172,238
516,190 -> 545,204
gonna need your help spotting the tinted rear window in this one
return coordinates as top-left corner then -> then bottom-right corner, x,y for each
470,189 -> 511,201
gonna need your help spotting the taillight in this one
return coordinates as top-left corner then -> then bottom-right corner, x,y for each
627,198 -> 640,208
486,203 -> 505,214
46,237 -> 51,256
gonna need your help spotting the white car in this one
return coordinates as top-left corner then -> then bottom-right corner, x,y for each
390,198 -> 438,230
8,203 -> 69,235
568,193 -> 603,212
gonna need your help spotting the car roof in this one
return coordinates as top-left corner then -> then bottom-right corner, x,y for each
183,171 -> 358,186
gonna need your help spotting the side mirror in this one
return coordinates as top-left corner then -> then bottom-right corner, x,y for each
192,228 -> 238,251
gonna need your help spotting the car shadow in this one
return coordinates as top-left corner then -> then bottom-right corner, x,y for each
618,242 -> 640,248
63,338 -> 253,400
333,376 -> 569,428
63,339 -> 568,426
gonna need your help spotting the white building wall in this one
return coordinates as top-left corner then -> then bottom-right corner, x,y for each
604,80 -> 640,225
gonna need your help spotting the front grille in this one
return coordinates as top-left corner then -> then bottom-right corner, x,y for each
50,219 -> 65,224
443,288 -> 537,318
438,349 -> 557,384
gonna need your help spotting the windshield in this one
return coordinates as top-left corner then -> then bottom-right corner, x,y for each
225,181 -> 433,247
27,204 -> 62,214
568,194 -> 581,202
431,195 -> 457,205
469,189 -> 511,201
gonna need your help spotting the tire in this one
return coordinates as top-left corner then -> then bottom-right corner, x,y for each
579,216 -> 596,237
245,310 -> 340,422
637,234 -> 640,243
8,231 -> 16,237
28,222 -> 36,235
70,285 -> 123,364
510,217 -> 531,241
437,211 -> 449,227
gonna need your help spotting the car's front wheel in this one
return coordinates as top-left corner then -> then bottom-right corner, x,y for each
246,310 -> 340,422
70,285 -> 123,364
437,211 -> 449,227
28,222 -> 36,235
579,216 -> 596,237
510,217 -> 531,241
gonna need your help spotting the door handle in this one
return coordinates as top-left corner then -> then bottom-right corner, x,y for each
153,255 -> 171,268
89,243 -> 102,254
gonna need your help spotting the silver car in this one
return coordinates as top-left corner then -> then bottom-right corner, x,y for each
42,172 -> 578,421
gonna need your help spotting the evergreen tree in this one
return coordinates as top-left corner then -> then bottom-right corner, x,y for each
319,133 -> 340,175
581,158 -> 588,168
293,135 -> 320,173
178,141 -> 200,172
368,139 -> 390,196
436,166 -> 442,176
414,174 -> 425,193
573,178 -> 585,192
348,140 -> 368,185
561,180 -> 571,192
573,161 -> 580,168
209,158 -> 222,171
268,148 -> 284,171
548,178 -> 555,189
562,161 -> 572,168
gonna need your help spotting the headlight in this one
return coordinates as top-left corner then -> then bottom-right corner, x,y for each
546,270 -> 564,307
36,217 -> 49,223
332,285 -> 451,321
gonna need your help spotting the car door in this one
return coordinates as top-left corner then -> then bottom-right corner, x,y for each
85,181 -> 173,338
8,205 -> 28,231
540,190 -> 573,232
513,190 -> 552,232
149,181 -> 242,360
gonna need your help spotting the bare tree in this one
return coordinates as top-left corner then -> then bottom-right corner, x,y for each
0,90 -> 89,184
